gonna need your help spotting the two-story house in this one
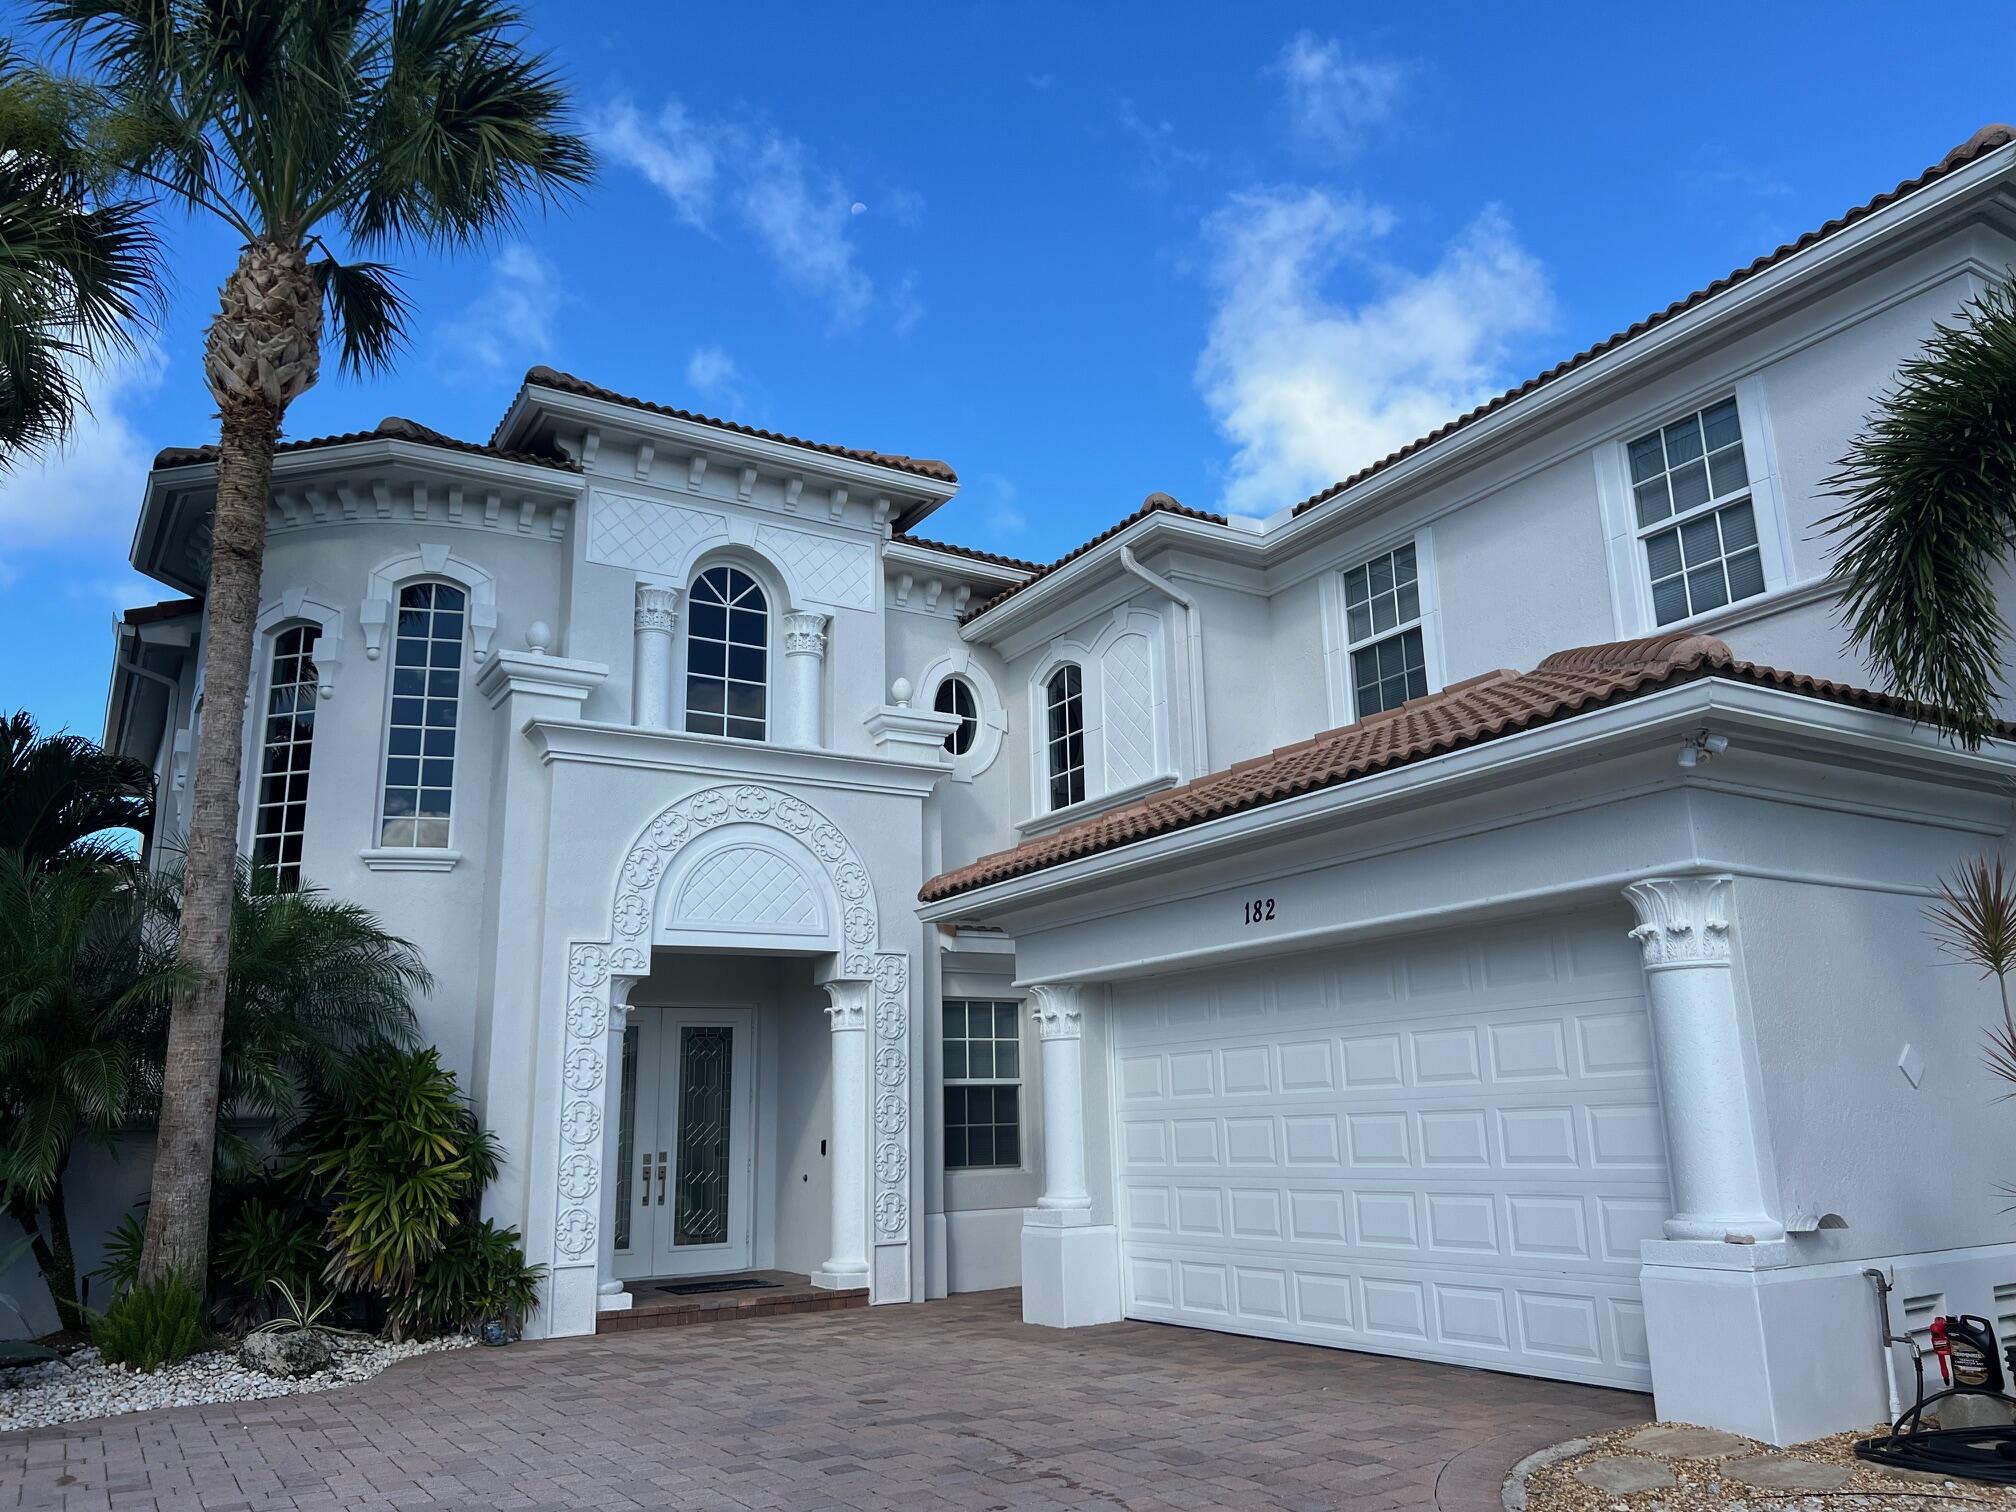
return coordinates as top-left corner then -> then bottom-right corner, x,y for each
100,123 -> 2016,1444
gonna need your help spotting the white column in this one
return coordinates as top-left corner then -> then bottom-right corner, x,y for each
780,611 -> 829,748
1030,984 -> 1091,1211
1624,874 -> 1783,1242
596,996 -> 634,1311
1021,982 -> 1120,1328
632,583 -> 679,728
813,979 -> 871,1289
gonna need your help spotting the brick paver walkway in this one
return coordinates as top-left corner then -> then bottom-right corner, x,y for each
2,1290 -> 1648,1511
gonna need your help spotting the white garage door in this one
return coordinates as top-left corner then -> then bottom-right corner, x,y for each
1111,911 -> 1668,1390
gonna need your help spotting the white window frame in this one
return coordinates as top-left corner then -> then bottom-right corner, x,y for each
1022,606 -> 1173,826
1041,663 -> 1086,811
682,562 -> 771,742
373,578 -> 467,855
915,650 -> 1007,783
1320,527 -> 1447,726
1596,376 -> 1795,635
942,997 -> 1024,1172
248,622 -> 320,890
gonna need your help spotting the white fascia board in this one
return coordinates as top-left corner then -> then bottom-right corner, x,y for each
518,388 -> 958,508
1253,144 -> 2016,546
881,538 -> 1031,587
917,678 -> 2016,921
526,718 -> 950,798
960,513 -> 1241,643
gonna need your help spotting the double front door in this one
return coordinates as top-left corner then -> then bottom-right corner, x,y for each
614,1007 -> 755,1280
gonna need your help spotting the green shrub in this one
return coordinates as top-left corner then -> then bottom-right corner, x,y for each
215,1197 -> 322,1300
290,1045 -> 501,1297
395,1220 -> 544,1337
92,1212 -> 145,1302
92,1273 -> 204,1372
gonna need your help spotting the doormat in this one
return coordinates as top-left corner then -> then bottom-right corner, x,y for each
655,1277 -> 781,1297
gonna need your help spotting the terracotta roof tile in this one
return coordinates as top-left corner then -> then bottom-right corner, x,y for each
152,416 -> 577,473
961,493 -> 1228,622
1286,123 -> 2016,519
919,633 -> 2000,903
890,533 -> 1043,574
511,367 -> 958,484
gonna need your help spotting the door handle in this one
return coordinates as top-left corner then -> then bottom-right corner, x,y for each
640,1156 -> 652,1207
657,1152 -> 668,1206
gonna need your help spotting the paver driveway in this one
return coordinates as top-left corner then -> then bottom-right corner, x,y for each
2,1291 -> 1648,1511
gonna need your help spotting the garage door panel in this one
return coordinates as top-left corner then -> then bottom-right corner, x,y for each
1112,912 -> 1667,1390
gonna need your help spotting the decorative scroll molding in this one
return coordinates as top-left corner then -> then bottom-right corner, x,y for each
872,952 -> 910,1242
1029,982 -> 1088,1040
1624,874 -> 1735,970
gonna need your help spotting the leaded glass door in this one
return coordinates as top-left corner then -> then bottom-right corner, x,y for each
613,1007 -> 754,1279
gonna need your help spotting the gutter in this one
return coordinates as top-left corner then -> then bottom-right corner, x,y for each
1119,545 -> 1210,775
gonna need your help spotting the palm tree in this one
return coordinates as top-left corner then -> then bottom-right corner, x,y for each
0,41 -> 160,467
1826,272 -> 2016,748
0,710 -> 153,866
32,0 -> 592,1283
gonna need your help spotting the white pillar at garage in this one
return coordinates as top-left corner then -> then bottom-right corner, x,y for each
596,992 -> 634,1311
631,584 -> 679,728
780,612 -> 829,748
1623,874 -> 1783,1242
813,979 -> 871,1289
1021,982 -> 1121,1327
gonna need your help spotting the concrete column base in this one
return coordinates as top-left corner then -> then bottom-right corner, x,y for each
596,1284 -> 634,1313
812,1264 -> 871,1290
1021,1210 -> 1121,1328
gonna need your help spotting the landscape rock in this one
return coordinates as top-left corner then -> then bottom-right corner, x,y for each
1571,1456 -> 1677,1494
238,1329 -> 336,1379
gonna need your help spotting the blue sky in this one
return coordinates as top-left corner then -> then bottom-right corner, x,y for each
5,2 -> 2013,738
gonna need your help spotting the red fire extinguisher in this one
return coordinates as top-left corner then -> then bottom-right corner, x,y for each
1931,1316 -> 1952,1386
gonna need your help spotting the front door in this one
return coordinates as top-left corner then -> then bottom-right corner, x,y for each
614,1007 -> 755,1279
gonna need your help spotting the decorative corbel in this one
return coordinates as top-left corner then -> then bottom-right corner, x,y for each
828,485 -> 848,520
872,495 -> 892,528
952,584 -> 972,615
923,578 -> 943,610
517,497 -> 538,534
371,479 -> 393,518
783,476 -> 803,512
483,491 -> 502,527
305,487 -> 332,523
580,428 -> 601,469
446,484 -> 465,522
411,482 -> 430,520
893,572 -> 913,606
686,454 -> 707,492
737,465 -> 757,501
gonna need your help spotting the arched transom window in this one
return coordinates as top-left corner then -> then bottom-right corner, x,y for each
381,582 -> 464,848
686,565 -> 768,741
251,625 -> 318,888
1044,664 -> 1085,810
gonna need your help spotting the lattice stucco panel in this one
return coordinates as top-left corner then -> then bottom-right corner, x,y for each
1102,631 -> 1158,790
673,845 -> 824,931
755,524 -> 875,610
586,489 -> 728,576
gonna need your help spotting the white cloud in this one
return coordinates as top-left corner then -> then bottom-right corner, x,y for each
437,243 -> 561,375
1195,189 -> 1553,514
1275,33 -> 1406,154
597,96 -> 896,332
593,98 -> 717,227
1117,97 -> 1210,188
684,344 -> 744,409
971,473 -> 1027,538
0,341 -> 164,583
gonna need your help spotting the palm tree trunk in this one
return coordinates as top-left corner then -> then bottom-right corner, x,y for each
141,238 -> 319,1285
139,407 -> 276,1282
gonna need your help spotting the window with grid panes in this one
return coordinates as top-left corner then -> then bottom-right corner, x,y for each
685,565 -> 768,740
380,582 -> 463,847
1343,543 -> 1428,717
1627,397 -> 1766,625
251,625 -> 318,888
943,999 -> 1021,1170
1044,665 -> 1085,809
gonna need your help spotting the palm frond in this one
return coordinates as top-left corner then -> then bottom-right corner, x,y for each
312,255 -> 409,375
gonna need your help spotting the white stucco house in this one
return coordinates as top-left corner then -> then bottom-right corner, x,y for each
94,122 -> 2016,1443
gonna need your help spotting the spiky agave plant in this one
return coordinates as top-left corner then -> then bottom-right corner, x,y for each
31,0 -> 591,1286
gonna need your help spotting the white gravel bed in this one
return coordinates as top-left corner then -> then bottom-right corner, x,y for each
0,1332 -> 474,1432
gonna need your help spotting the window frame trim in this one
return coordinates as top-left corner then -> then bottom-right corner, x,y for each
247,619 -> 322,890
1598,377 -> 1796,636
372,576 -> 469,855
1320,526 -> 1447,727
940,995 -> 1027,1174
676,555 -> 781,744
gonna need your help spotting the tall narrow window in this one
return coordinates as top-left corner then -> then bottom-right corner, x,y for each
944,999 -> 1021,1170
1628,397 -> 1765,625
381,582 -> 464,848
934,675 -> 978,755
1045,664 -> 1085,809
686,565 -> 768,740
1343,543 -> 1428,718
251,626 -> 318,888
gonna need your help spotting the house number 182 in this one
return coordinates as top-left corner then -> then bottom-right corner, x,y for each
1243,897 -> 1276,925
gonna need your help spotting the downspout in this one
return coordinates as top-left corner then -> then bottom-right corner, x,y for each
1117,546 -> 1209,776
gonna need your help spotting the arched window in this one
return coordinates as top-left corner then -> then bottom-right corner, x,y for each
686,565 -> 768,741
251,625 -> 318,888
934,675 -> 978,756
380,581 -> 464,848
1044,664 -> 1085,810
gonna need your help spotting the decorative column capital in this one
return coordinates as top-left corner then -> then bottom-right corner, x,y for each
822,978 -> 869,1032
783,610 -> 830,658
1029,982 -> 1089,1041
1624,874 -> 1735,970
634,583 -> 680,633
